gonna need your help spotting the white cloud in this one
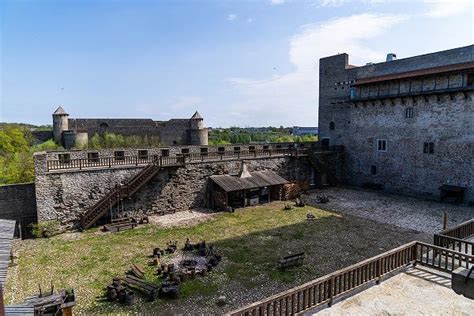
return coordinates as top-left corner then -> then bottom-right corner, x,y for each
424,0 -> 473,17
225,13 -> 408,126
227,14 -> 237,21
318,0 -> 348,7
246,18 -> 254,23
270,0 -> 286,5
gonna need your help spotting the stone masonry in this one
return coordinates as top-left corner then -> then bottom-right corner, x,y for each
319,45 -> 474,203
34,142 -> 338,226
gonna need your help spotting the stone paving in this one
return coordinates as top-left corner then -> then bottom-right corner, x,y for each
304,187 -> 473,234
312,266 -> 474,315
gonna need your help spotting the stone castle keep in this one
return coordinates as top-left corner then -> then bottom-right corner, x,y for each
318,45 -> 473,203
51,106 -> 208,149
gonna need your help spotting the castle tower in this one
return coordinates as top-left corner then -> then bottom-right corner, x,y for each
52,106 -> 69,145
188,111 -> 208,145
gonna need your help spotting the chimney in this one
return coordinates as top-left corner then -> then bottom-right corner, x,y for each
239,162 -> 252,178
386,53 -> 397,62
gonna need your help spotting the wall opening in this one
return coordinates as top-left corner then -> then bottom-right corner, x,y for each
423,142 -> 434,154
161,149 -> 169,157
370,165 -> 377,175
405,107 -> 414,118
329,121 -> 335,130
58,153 -> 70,164
87,152 -> 99,163
377,139 -> 387,152
138,150 -> 149,160
114,151 -> 125,161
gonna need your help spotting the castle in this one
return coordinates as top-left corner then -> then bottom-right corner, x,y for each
318,45 -> 473,203
51,106 -> 208,149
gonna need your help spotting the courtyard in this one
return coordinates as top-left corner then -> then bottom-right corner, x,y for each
5,199 -> 429,314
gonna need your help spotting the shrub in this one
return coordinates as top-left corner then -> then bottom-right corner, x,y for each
30,220 -> 62,238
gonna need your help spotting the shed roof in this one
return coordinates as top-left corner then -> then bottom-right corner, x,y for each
0,219 -> 15,286
210,171 -> 288,192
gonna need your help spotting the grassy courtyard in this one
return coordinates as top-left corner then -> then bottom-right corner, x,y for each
6,202 -> 428,314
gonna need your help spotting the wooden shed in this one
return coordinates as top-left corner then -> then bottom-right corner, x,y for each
209,168 -> 288,211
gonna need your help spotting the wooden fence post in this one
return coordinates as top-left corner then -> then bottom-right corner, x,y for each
443,212 -> 448,230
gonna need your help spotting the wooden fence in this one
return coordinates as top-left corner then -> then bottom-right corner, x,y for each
433,218 -> 474,256
228,241 -> 474,316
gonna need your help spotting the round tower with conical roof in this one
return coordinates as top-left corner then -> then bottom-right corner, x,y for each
52,106 -> 69,145
188,111 -> 208,145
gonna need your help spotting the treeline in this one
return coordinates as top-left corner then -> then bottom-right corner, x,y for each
87,133 -> 161,149
209,127 -> 317,145
0,125 -> 62,184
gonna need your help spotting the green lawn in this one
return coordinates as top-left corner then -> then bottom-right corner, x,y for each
6,202 -> 425,314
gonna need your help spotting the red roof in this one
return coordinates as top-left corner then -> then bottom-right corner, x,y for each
354,61 -> 474,86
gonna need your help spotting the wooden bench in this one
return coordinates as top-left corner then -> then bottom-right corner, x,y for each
278,252 -> 305,270
104,221 -> 137,233
122,275 -> 159,301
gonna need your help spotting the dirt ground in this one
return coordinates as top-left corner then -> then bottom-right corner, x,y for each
304,187 -> 473,234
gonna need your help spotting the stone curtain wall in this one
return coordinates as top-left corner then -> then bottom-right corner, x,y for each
0,183 -> 38,238
34,155 -> 318,226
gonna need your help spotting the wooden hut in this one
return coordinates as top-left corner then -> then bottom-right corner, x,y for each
209,166 -> 288,211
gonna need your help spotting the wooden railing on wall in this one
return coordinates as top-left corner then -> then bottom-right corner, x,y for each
227,241 -> 474,316
46,146 -> 344,172
434,219 -> 474,255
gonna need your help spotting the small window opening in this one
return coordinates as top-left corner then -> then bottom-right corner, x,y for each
87,152 -> 99,163
218,147 -> 225,153
370,165 -> 377,175
172,140 -> 177,145
423,142 -> 434,154
181,148 -> 189,155
161,149 -> 169,157
329,121 -> 335,130
377,139 -> 387,152
114,151 -> 125,161
58,153 -> 71,164
405,107 -> 414,118
249,145 -> 256,153
263,145 -> 270,152
200,147 -> 208,156
138,150 -> 148,160
234,147 -> 241,154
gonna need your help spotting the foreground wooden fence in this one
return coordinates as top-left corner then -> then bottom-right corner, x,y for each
228,241 -> 474,316
434,219 -> 474,255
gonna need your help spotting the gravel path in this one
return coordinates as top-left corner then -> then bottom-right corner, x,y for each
304,187 -> 473,234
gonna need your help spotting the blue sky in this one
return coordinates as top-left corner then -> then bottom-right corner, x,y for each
1,0 -> 473,127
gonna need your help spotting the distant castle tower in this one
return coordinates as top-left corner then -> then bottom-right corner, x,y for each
188,111 -> 208,145
52,106 -> 69,145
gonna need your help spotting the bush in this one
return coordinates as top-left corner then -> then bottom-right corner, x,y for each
30,220 -> 62,238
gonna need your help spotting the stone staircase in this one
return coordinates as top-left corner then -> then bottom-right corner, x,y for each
79,161 -> 162,230
306,151 -> 337,186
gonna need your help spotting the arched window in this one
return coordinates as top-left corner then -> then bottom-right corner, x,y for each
99,122 -> 109,129
329,121 -> 335,130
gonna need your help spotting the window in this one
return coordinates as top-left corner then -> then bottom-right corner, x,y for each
467,74 -> 474,87
114,151 -> 125,161
181,148 -> 189,155
377,139 -> 387,152
423,142 -> 434,154
263,145 -> 270,152
329,121 -> 335,130
200,147 -> 208,156
405,107 -> 414,118
172,140 -> 177,145
218,147 -> 225,154
161,149 -> 169,157
87,152 -> 99,163
370,165 -> 377,175
249,145 -> 256,153
138,150 -> 148,160
58,153 -> 70,164
234,146 -> 241,154
321,138 -> 330,147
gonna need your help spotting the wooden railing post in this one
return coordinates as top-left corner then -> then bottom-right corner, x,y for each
328,278 -> 333,307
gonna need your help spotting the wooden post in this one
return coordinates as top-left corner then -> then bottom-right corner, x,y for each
443,212 -> 448,230
0,283 -> 5,316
